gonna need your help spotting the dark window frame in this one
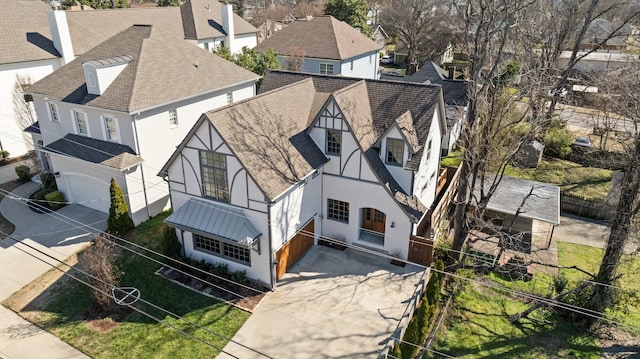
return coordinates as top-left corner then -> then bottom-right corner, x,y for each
326,129 -> 341,155
193,233 -> 251,265
327,198 -> 349,223
200,151 -> 229,202
386,138 -> 404,166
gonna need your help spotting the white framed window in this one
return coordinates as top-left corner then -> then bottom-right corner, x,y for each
73,110 -> 89,136
104,116 -> 118,141
169,109 -> 178,127
87,72 -> 97,87
226,92 -> 233,104
193,233 -> 251,265
204,42 -> 210,51
48,102 -> 59,122
320,63 -> 334,75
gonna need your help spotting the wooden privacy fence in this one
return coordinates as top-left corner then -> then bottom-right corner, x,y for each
560,192 -> 612,220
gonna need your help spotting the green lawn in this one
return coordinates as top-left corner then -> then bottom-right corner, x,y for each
440,151 -> 612,201
433,242 -> 640,357
8,212 -> 250,358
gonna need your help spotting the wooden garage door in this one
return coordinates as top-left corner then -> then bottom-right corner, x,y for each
275,220 -> 314,280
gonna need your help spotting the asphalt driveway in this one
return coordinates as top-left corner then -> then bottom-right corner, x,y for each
219,245 -> 427,359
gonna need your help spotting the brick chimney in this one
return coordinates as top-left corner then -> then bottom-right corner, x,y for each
47,8 -> 75,65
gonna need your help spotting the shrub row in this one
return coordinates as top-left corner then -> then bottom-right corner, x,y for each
392,260 -> 445,359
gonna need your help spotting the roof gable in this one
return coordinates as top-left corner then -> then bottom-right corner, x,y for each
180,0 -> 257,40
254,16 -> 380,60
27,25 -> 259,113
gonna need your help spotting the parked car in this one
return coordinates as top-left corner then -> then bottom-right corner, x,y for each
380,55 -> 393,64
574,136 -> 592,148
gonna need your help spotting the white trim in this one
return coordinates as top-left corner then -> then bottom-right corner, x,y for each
101,114 -> 120,143
169,108 -> 178,128
72,109 -> 90,136
47,102 -> 60,123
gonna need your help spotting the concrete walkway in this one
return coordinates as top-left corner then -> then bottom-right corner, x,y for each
0,181 -> 106,359
554,214 -> 638,254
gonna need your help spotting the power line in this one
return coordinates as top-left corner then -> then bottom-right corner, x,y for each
0,230 -> 273,359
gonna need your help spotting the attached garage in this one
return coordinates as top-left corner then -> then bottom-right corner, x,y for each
62,173 -> 111,213
275,219 -> 314,280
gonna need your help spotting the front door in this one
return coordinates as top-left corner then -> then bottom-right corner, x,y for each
362,208 -> 386,234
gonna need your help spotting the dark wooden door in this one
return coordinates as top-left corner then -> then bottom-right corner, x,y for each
362,208 -> 386,233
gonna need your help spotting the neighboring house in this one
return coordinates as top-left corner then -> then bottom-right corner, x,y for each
394,42 -> 454,67
25,24 -> 259,225
1,0 -> 257,159
372,25 -> 389,51
180,0 -> 258,53
473,176 -> 560,252
159,70 -> 447,288
254,16 -> 382,79
581,19 -> 633,52
410,61 -> 468,155
558,50 -> 639,72
257,19 -> 288,44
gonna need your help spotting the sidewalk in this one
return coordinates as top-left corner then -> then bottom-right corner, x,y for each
0,158 -> 37,185
0,182 -> 105,359
0,305 -> 88,359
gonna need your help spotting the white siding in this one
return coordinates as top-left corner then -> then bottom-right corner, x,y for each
339,51 -> 380,79
0,59 -> 61,157
197,33 -> 257,55
413,111 -> 443,209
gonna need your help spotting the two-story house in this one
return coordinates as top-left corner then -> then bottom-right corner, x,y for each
254,16 -> 382,79
25,24 -> 259,225
159,70 -> 446,289
2,0 -> 257,159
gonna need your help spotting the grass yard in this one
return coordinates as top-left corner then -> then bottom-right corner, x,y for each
2,212 -> 250,358
433,242 -> 640,357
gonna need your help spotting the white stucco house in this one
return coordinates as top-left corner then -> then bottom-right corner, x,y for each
2,0 -> 257,159
254,16 -> 382,79
159,70 -> 447,289
25,24 -> 259,225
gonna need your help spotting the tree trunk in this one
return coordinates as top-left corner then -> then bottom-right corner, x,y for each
588,135 -> 640,315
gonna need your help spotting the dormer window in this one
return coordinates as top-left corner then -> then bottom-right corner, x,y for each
386,138 -> 404,166
326,129 -> 341,155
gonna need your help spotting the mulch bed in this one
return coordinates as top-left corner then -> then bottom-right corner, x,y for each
156,266 -> 269,313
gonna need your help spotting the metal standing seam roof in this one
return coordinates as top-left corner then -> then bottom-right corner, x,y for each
164,198 -> 261,245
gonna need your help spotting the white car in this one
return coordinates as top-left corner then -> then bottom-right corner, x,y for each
380,55 -> 393,64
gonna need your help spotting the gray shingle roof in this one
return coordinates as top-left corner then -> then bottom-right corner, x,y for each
180,0 -> 258,40
409,61 -> 468,107
165,197 -> 261,245
27,25 -> 259,113
24,121 -> 41,134
474,176 -> 561,225
44,133 -> 142,170
1,0 -> 59,64
254,16 -> 381,60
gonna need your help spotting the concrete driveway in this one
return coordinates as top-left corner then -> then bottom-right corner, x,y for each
0,181 -> 108,300
220,246 -> 426,359
0,181 -> 106,359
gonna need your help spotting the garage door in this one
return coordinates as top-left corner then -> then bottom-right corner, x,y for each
275,219 -> 314,280
63,174 -> 111,213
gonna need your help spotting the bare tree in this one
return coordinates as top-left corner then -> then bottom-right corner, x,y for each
285,46 -> 305,72
380,0 -> 463,66
13,75 -> 37,149
78,235 -> 123,313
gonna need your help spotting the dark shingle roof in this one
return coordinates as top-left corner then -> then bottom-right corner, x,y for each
254,16 -> 381,60
24,121 -> 41,134
1,0 -> 59,64
409,61 -> 447,83
44,134 -> 142,170
409,61 -> 468,107
27,25 -> 259,113
180,0 -> 257,40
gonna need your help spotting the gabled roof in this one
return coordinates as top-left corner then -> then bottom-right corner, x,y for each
163,71 -> 443,221
409,61 -> 468,107
27,25 -> 259,114
409,61 -> 447,83
254,16 -> 381,60
1,0 -> 59,65
181,0 -> 258,40
44,134 -> 142,170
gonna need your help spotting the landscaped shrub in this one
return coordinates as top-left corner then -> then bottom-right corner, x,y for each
544,126 -> 573,158
425,260 -> 445,305
40,172 -> 57,191
107,178 -> 134,236
0,150 -> 9,162
389,343 -> 402,359
400,313 -> 421,359
160,227 -> 182,258
15,165 -> 30,182
44,190 -> 64,209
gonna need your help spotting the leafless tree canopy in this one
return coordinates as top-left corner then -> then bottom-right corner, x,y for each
13,75 -> 37,149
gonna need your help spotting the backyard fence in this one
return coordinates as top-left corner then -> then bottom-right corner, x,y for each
560,192 -> 612,220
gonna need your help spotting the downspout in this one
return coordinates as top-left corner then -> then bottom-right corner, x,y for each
267,202 -> 276,290
132,113 -> 152,220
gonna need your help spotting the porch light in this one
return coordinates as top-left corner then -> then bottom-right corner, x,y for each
390,221 -> 395,228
